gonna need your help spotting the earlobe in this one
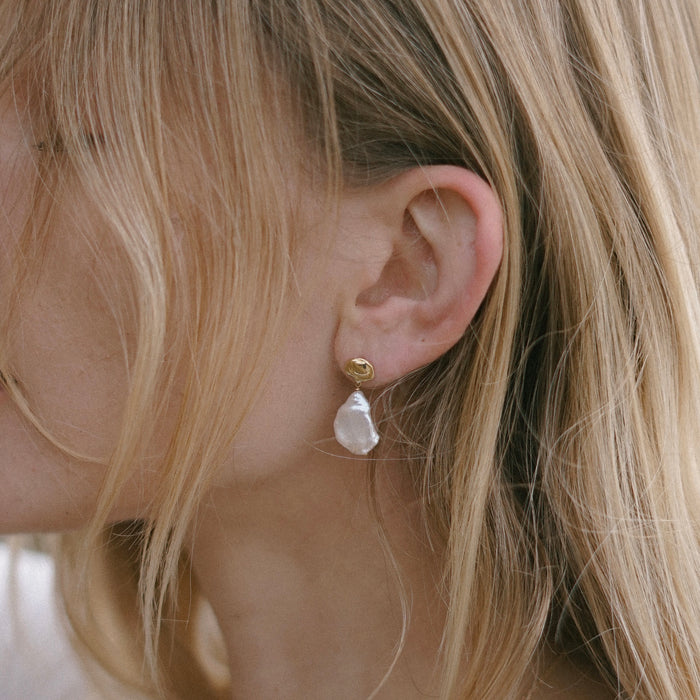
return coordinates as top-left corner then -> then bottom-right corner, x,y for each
334,166 -> 503,385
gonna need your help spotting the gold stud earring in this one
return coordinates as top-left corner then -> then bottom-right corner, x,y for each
333,358 -> 379,455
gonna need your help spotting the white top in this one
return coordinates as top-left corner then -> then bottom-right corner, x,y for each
0,544 -> 105,699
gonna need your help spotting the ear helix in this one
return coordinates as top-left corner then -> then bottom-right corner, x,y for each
333,358 -> 379,455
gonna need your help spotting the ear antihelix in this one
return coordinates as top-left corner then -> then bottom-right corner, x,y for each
333,358 -> 379,455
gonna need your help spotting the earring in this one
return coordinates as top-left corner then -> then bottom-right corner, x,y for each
333,358 -> 380,455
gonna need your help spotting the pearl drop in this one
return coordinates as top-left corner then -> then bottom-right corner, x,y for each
333,390 -> 379,455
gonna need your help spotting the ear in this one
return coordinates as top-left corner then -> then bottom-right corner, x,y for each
334,166 -> 502,385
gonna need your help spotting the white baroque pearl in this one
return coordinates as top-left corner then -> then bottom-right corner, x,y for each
333,390 -> 379,455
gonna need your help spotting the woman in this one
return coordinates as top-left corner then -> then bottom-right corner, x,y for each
1,1 -> 699,698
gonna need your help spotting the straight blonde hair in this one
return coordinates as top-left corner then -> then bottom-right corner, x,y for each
2,1 -> 700,698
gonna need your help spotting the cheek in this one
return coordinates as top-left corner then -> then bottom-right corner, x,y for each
8,248 -> 130,460
0,217 -> 158,532
0,263 -> 159,532
0,277 -> 135,533
0,405 -> 109,533
0,98 -> 158,531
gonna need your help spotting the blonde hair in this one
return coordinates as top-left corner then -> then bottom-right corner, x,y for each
3,1 -> 700,698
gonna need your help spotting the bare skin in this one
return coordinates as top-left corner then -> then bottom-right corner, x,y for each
190,454 -> 446,699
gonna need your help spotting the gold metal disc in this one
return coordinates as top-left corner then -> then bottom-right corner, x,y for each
344,358 -> 375,385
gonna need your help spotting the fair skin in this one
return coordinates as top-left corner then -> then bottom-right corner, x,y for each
0,90 -> 609,698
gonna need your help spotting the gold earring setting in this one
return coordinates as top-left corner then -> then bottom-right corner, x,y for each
333,358 -> 380,455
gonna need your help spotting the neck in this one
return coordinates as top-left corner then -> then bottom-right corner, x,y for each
189,451 -> 445,699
